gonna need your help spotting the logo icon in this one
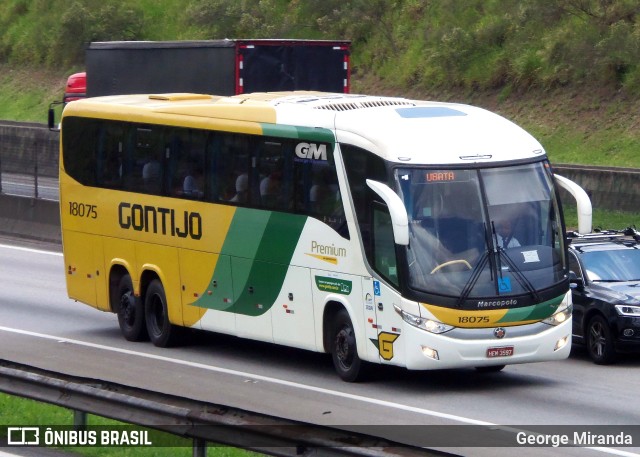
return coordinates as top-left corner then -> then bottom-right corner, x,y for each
295,142 -> 327,161
494,327 -> 506,339
7,427 -> 40,445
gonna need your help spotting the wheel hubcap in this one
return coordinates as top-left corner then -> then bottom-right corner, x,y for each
589,322 -> 606,357
120,292 -> 135,326
335,327 -> 354,369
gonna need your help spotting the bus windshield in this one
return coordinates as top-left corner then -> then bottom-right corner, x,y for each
396,162 -> 566,303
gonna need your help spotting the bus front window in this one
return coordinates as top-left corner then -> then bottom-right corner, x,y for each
396,163 -> 566,305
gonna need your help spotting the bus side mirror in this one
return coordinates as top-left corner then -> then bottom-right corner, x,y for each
366,179 -> 409,246
48,101 -> 63,131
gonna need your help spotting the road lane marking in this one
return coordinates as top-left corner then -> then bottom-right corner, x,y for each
0,326 -> 638,456
0,244 -> 62,256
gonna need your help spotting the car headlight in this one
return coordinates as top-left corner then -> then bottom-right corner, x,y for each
542,304 -> 572,326
615,304 -> 640,317
394,305 -> 454,334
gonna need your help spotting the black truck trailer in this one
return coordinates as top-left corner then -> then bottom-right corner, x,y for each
85,39 -> 351,97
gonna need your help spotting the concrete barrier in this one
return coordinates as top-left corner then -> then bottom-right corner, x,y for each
0,194 -> 61,244
554,164 -> 640,213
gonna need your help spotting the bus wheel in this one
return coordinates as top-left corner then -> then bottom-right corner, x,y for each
587,315 -> 616,365
331,309 -> 364,382
144,279 -> 179,347
116,274 -> 148,341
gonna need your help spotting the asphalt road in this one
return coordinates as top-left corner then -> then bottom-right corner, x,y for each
1,239 -> 639,457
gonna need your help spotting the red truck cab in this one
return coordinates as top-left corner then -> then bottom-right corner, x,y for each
63,72 -> 86,104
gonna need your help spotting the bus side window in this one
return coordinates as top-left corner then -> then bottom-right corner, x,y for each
133,126 -> 164,195
214,134 -> 251,204
342,144 -> 387,255
166,128 -> 206,200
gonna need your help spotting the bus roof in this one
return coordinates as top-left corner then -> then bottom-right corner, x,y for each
62,92 -> 546,165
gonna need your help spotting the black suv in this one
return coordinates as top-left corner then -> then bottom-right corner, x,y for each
568,229 -> 640,364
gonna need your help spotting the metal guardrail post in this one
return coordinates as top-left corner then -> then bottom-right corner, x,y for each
74,410 -> 87,430
193,438 -> 207,457
34,139 -> 39,199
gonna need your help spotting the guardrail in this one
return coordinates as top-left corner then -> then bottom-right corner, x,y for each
0,121 -> 59,200
0,360 -> 439,457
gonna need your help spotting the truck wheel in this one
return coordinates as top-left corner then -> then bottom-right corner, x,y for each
116,274 -> 147,341
587,315 -> 616,365
145,279 -> 179,347
331,309 -> 365,382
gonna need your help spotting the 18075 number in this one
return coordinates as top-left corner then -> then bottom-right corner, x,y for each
69,202 -> 97,219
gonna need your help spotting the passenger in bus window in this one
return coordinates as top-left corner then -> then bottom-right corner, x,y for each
310,167 -> 338,215
142,158 -> 161,193
183,164 -> 204,199
229,173 -> 248,203
260,159 -> 283,208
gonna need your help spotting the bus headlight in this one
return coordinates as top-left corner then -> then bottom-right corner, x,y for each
542,304 -> 572,326
394,305 -> 454,334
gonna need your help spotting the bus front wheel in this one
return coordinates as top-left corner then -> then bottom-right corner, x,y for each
116,274 -> 148,342
144,279 -> 180,347
331,309 -> 365,382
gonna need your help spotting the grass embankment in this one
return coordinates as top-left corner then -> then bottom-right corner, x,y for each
0,392 -> 256,456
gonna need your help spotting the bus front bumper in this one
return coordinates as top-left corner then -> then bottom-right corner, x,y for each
400,319 -> 572,370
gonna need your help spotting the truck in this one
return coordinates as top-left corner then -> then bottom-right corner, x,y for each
62,39 -> 351,103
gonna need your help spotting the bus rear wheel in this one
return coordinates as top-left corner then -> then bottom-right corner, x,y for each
144,279 -> 180,347
116,274 -> 148,341
331,309 -> 365,382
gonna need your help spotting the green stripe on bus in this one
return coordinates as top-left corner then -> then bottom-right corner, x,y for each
229,211 -> 306,316
497,295 -> 564,323
193,209 -> 307,316
260,124 -> 335,143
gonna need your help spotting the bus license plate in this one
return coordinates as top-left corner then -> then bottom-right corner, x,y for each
486,346 -> 514,358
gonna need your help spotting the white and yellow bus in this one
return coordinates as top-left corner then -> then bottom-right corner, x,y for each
57,91 -> 575,381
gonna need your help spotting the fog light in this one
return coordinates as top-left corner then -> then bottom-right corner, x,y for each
623,329 -> 635,337
554,335 -> 569,351
421,346 -> 439,360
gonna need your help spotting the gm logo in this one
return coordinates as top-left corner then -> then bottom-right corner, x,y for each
295,142 -> 327,161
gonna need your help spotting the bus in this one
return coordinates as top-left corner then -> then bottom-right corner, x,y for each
57,91 -> 576,381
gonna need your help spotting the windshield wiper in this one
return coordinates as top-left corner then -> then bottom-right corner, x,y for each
458,220 -> 542,306
457,222 -> 495,307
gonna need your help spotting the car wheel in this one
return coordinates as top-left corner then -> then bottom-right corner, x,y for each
116,274 -> 148,341
145,279 -> 180,347
331,309 -> 365,382
586,315 -> 616,365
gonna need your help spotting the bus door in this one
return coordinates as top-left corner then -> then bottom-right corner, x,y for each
362,203 -> 404,365
361,277 -> 403,365
361,276 -> 382,362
